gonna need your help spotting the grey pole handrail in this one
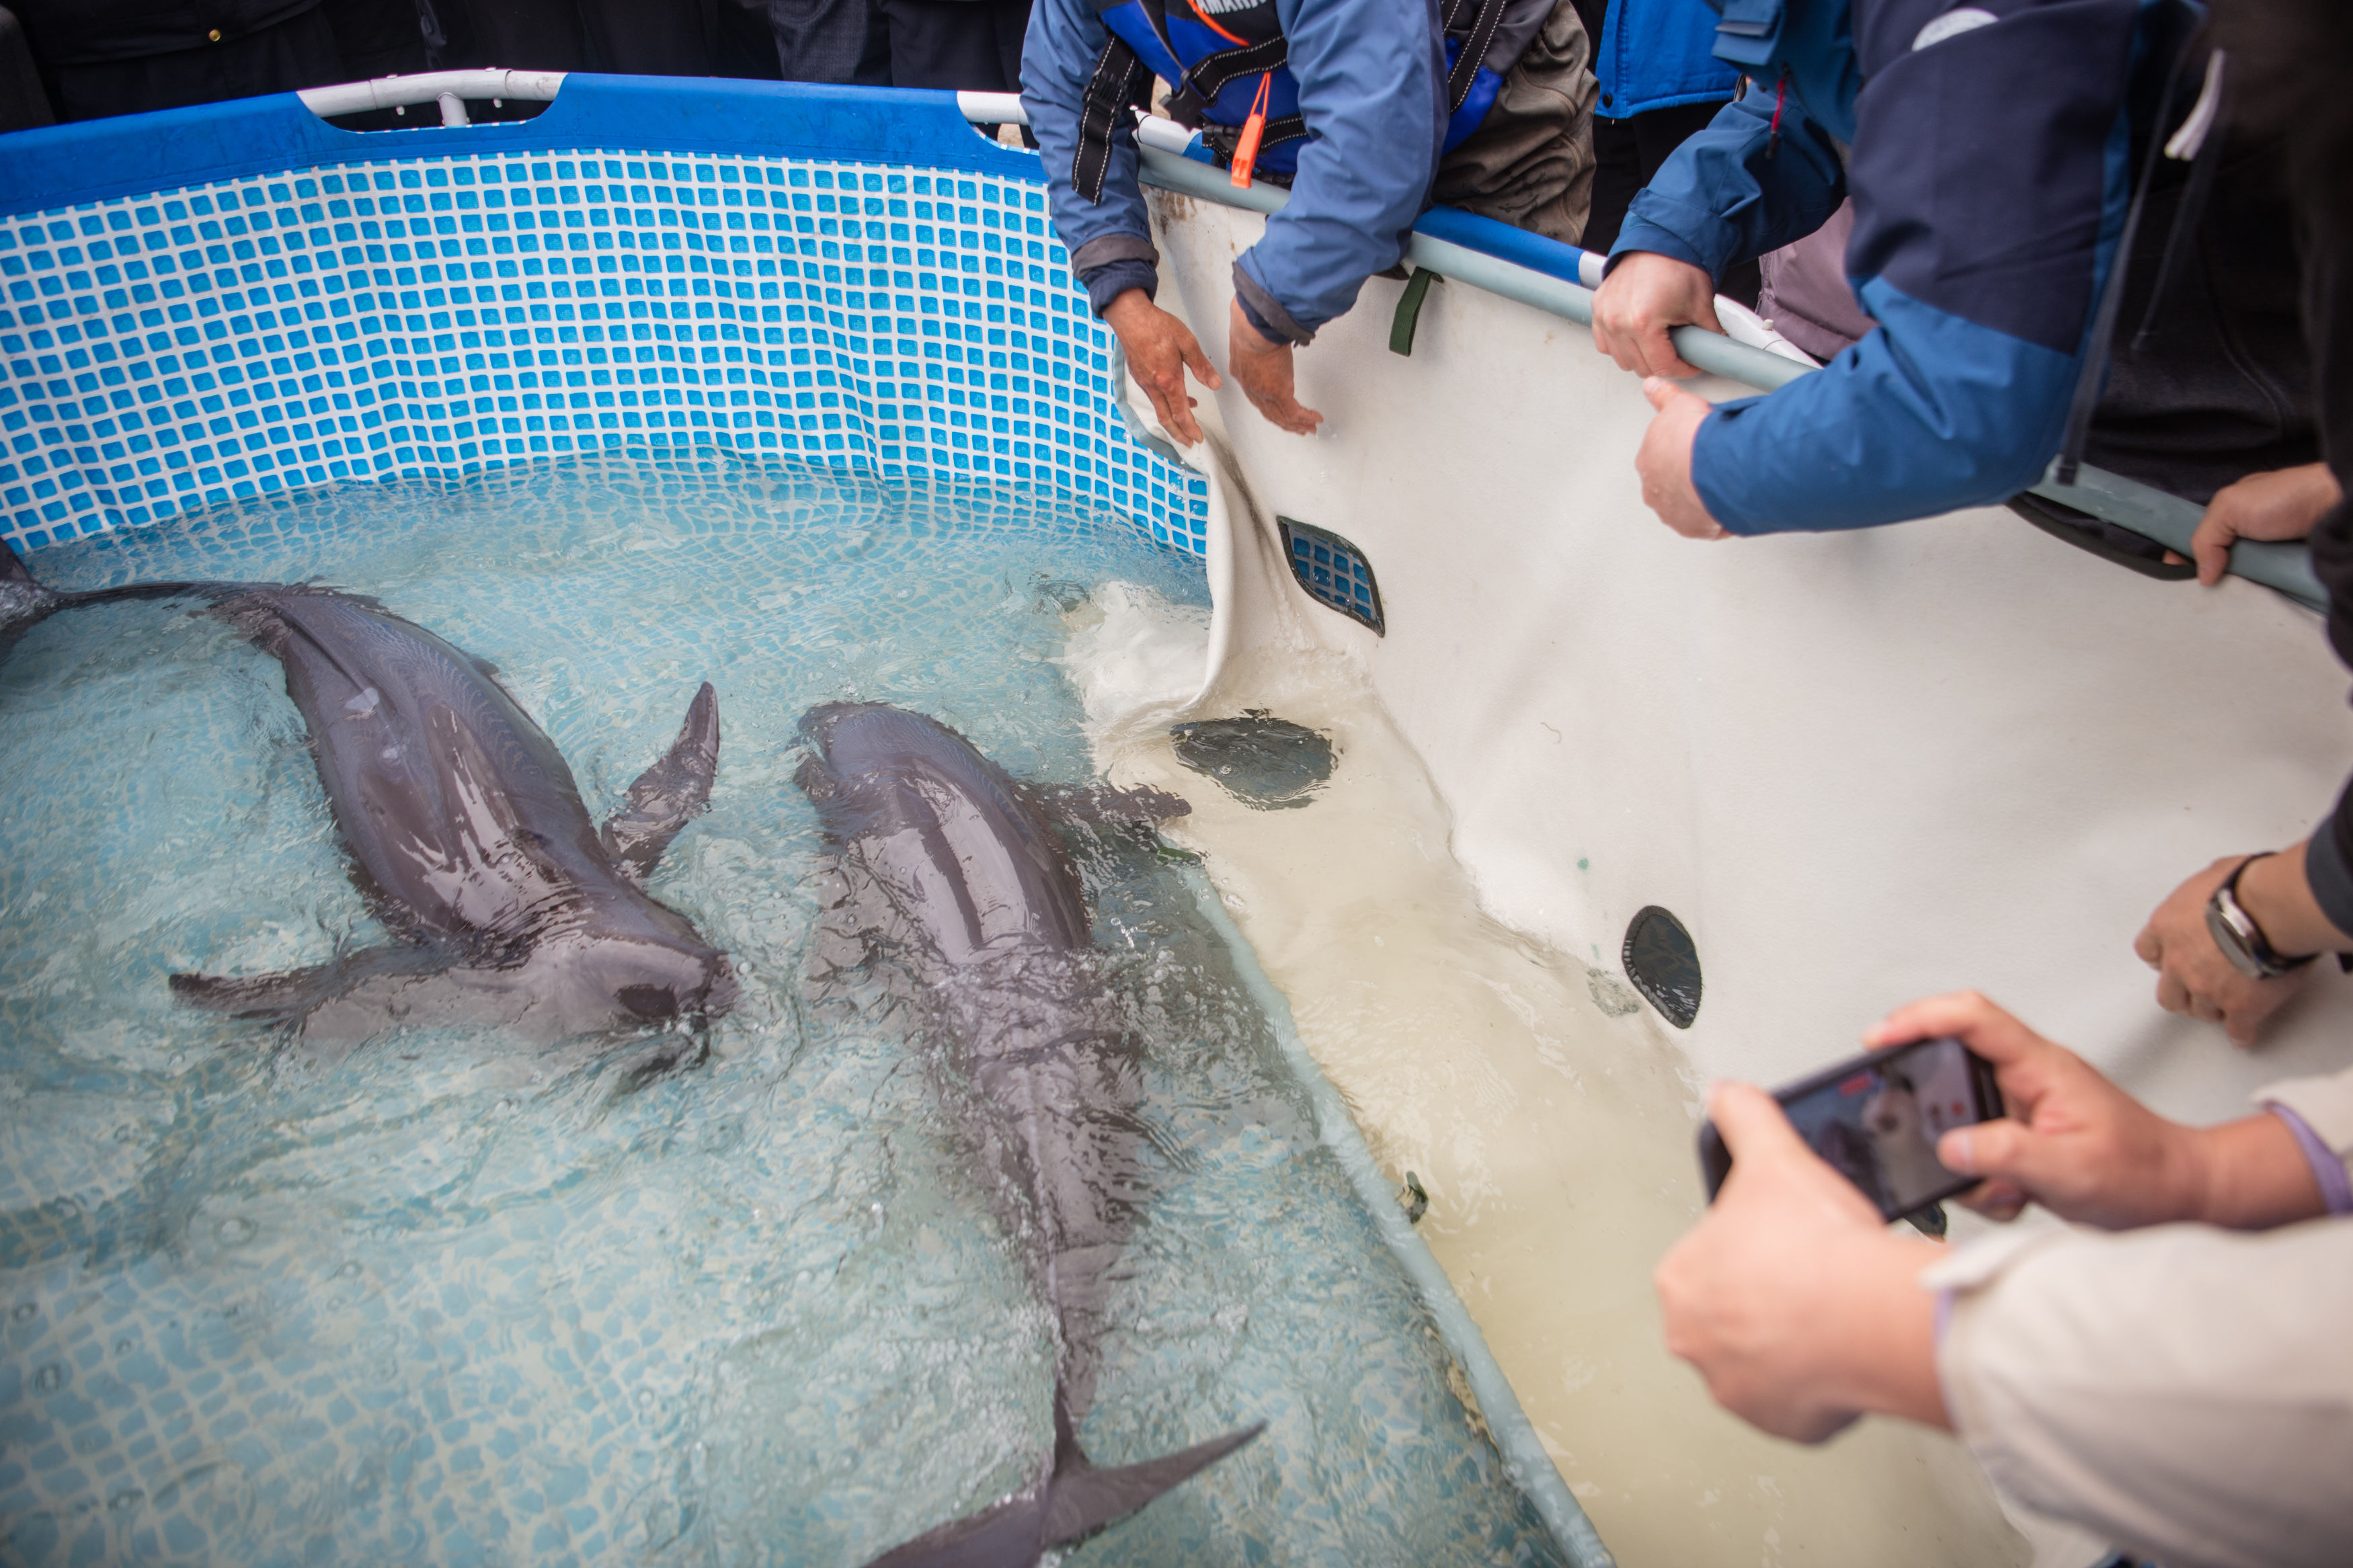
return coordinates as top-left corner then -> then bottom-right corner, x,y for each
1389,221 -> 2323,600
953,91 -> 2322,613
1121,137 -> 2326,611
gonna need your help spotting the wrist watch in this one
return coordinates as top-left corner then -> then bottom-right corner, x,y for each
2205,853 -> 2317,981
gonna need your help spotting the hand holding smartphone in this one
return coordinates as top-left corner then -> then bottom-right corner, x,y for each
1699,1036 -> 2005,1223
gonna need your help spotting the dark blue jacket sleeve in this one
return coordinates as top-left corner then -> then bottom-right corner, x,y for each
1025,0 -> 1162,317
1624,0 -> 2145,534
1234,0 -> 1449,342
2307,778 -> 2353,943
1693,276 -> 2077,532
1608,93 -> 1847,281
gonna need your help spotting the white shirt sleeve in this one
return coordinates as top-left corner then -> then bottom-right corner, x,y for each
1925,1220 -> 2353,1568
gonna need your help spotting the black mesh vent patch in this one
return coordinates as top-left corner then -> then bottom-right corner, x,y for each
1278,518 -> 1384,634
1622,905 -> 1702,1030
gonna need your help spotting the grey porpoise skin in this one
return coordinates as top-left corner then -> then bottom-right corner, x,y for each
793,702 -> 1263,1568
3,542 -> 734,1045
1,535 -> 216,659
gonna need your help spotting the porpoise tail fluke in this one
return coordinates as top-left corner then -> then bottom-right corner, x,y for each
0,537 -> 58,635
867,1399 -> 1264,1568
0,538 -> 218,659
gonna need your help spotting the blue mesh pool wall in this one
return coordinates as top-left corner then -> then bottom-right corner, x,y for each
0,79 -> 1213,557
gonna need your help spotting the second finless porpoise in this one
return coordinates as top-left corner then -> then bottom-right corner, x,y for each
795,702 -> 1262,1568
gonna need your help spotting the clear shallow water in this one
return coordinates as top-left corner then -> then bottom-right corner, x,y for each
0,456 -> 1563,1567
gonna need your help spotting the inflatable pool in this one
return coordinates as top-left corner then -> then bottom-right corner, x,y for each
5,71 -> 2348,1568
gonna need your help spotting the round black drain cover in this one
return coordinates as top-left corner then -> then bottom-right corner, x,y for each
1168,711 -> 1336,811
1622,905 -> 1701,1029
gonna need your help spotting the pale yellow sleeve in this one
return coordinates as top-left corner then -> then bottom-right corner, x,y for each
1924,1221 -> 2353,1568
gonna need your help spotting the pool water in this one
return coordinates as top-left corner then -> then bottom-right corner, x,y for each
0,454 -> 1564,1567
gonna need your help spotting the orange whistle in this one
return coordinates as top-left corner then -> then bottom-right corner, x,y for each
1230,73 -> 1271,188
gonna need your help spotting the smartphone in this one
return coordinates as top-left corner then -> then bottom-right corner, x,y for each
1698,1036 -> 2005,1222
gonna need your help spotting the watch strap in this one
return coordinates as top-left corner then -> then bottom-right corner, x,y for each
2210,854 -> 2317,980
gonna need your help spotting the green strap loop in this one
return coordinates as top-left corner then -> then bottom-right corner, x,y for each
1389,267 -> 1441,356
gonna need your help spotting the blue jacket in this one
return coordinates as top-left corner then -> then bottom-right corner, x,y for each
1595,0 -> 1743,118
1612,0 -> 2164,534
1024,0 -> 1450,343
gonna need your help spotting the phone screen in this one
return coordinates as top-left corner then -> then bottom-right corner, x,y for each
1780,1036 -> 1993,1216
1700,1035 -> 2003,1219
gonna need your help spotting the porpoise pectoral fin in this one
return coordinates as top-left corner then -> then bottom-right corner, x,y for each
174,946 -> 541,1046
169,965 -> 342,1022
1038,1426 -> 1264,1547
600,682 -> 721,884
1023,782 -> 1191,830
169,943 -> 458,1024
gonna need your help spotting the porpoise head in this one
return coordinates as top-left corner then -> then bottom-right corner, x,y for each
558,934 -> 738,1038
797,700 -> 939,772
279,933 -> 740,1048
794,702 -> 959,832
794,700 -> 1015,815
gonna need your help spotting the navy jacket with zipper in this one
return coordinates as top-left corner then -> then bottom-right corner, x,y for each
1614,0 -> 2167,534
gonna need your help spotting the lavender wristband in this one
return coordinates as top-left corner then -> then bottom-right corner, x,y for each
2266,1103 -> 2353,1216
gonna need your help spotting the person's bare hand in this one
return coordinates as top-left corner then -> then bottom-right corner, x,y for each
1592,251 -> 1724,379
1655,1083 -> 1948,1443
1226,299 -> 1322,436
1636,378 -> 1728,538
2190,463 -> 2342,585
1866,992 -> 2206,1228
1102,289 -> 1220,446
1868,991 -> 2329,1231
2134,854 -> 2313,1047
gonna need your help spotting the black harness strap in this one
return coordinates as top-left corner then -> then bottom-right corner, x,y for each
1074,0 -> 1509,200
1443,0 -> 1512,113
1181,34 -> 1290,104
2126,73 -> 2227,354
1073,33 -> 1148,203
1200,112 -> 1308,156
2055,0 -> 2209,485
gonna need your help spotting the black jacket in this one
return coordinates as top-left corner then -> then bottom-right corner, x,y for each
13,0 -> 320,65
